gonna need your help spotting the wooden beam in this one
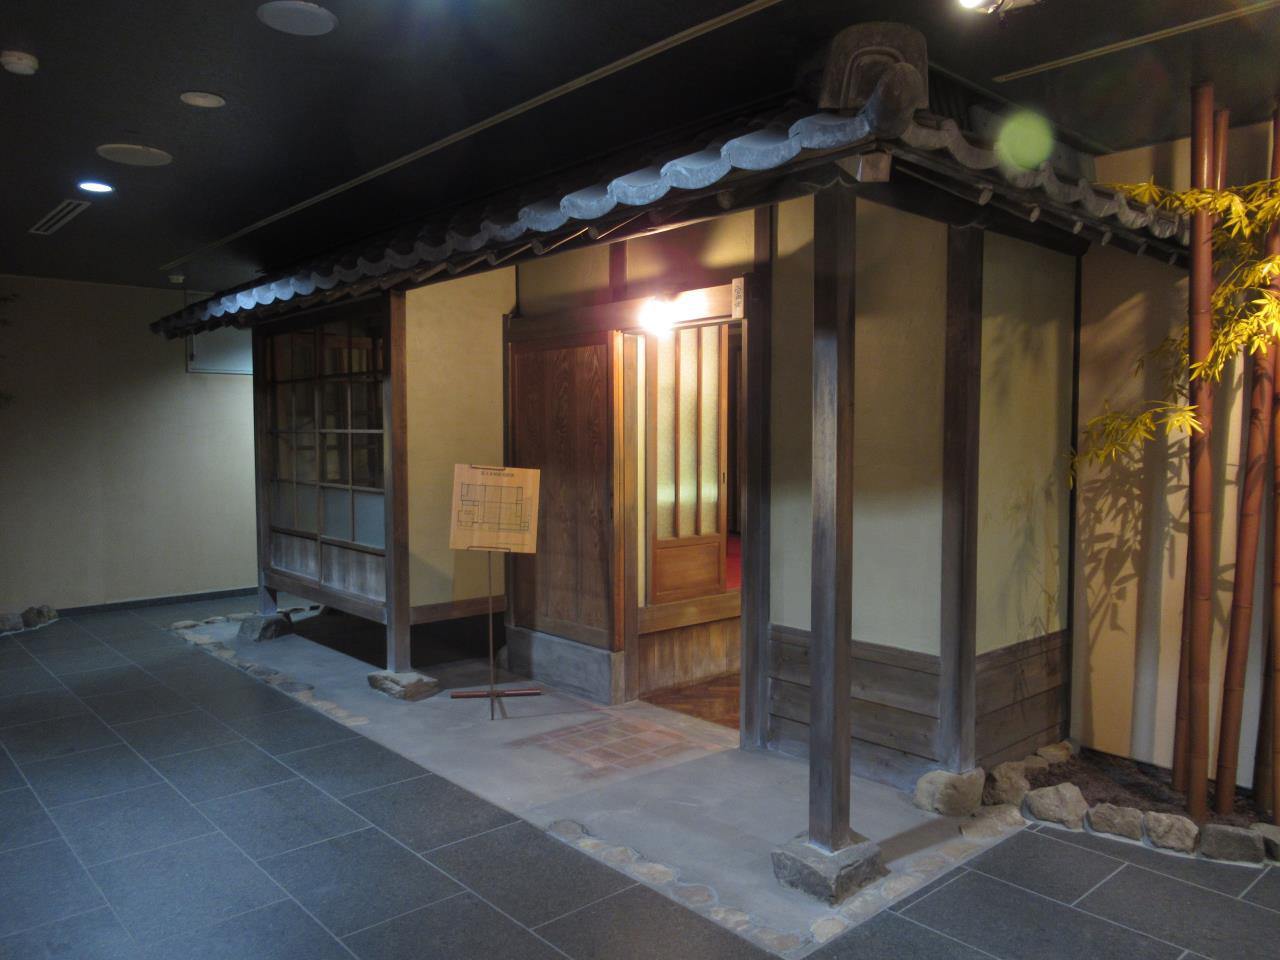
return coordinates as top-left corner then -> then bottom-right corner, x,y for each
410,595 -> 507,625
937,225 -> 983,772
621,333 -> 641,700
740,205 -> 774,750
250,330 -> 279,616
383,292 -> 411,672
808,181 -> 856,853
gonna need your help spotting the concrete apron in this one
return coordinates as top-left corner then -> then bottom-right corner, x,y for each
190,614 -> 1014,957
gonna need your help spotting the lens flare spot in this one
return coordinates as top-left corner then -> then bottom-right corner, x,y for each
995,111 -> 1055,171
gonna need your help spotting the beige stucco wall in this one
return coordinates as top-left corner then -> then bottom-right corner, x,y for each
1072,122 -> 1272,784
516,245 -> 610,315
975,234 -> 1075,654
626,212 -> 755,288
0,274 -> 256,610
768,197 -> 948,655
404,270 -> 514,608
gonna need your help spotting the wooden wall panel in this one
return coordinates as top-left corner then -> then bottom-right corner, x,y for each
637,616 -> 740,696
321,544 -> 386,602
974,631 -> 1069,767
510,337 -> 613,648
270,533 -> 319,581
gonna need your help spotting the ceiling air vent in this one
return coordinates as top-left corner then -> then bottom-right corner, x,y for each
29,199 -> 91,236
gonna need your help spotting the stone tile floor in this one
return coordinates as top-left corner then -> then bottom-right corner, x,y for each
0,597 -> 1276,959
511,715 -> 728,777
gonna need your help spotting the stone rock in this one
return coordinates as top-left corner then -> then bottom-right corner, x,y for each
708,907 -> 752,932
367,670 -> 439,701
276,680 -> 313,695
962,804 -> 1026,839
1025,782 -> 1088,829
177,629 -> 216,645
227,612 -> 255,622
750,928 -> 805,954
630,862 -> 676,884
771,832 -> 886,905
1144,811 -> 1198,852
1035,741 -> 1074,765
1021,754 -> 1050,773
914,768 -> 986,817
602,845 -> 639,866
1250,822 -> 1280,860
235,613 -> 292,642
170,620 -> 201,630
1198,823 -> 1265,863
1088,803 -> 1143,841
202,615 -> 227,624
810,916 -> 850,944
984,761 -> 1030,807
0,611 -> 24,633
671,883 -> 715,906
21,605 -> 57,628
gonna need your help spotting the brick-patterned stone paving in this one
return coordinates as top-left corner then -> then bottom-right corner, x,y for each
512,716 -> 725,775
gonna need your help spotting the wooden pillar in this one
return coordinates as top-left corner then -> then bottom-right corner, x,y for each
740,205 -> 774,750
250,329 -> 278,616
808,181 -> 856,852
938,226 -> 983,772
383,292 -> 411,672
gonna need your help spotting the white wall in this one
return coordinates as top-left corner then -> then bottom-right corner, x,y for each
0,274 -> 257,610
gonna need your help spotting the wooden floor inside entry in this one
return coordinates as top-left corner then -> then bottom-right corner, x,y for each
643,672 -> 740,730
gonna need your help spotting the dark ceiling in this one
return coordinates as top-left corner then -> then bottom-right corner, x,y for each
2,0 -> 1277,296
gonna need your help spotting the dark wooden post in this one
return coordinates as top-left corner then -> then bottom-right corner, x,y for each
740,204 -> 774,750
808,181 -> 856,852
384,292 -> 411,673
938,226 -> 983,772
250,329 -> 278,616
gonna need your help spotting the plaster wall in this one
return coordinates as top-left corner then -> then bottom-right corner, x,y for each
768,197 -> 948,655
975,234 -> 1075,654
0,274 -> 256,610
404,269 -> 514,608
1072,121 -> 1272,784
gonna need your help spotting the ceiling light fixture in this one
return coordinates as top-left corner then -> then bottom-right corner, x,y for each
180,91 -> 226,108
1,50 -> 39,75
77,180 -> 114,194
96,143 -> 173,166
958,0 -> 1042,14
256,1 -> 338,36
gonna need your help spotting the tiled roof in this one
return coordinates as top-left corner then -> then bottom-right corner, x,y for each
154,103 -> 1186,337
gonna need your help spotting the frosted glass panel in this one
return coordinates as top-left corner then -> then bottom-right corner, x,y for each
699,325 -> 720,535
677,327 -> 698,537
295,485 -> 318,533
322,488 -> 351,540
354,491 -> 385,547
655,334 -> 676,538
271,481 -> 293,528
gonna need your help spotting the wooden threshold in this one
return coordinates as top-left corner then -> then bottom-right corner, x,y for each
263,569 -> 387,624
638,591 -> 741,634
410,595 -> 507,625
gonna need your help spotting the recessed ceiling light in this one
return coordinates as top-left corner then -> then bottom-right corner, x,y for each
1,50 -> 38,75
180,91 -> 226,109
78,180 -> 114,194
96,143 -> 174,167
256,2 -> 338,36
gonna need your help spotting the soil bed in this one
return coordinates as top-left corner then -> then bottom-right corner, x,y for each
1026,749 -> 1264,827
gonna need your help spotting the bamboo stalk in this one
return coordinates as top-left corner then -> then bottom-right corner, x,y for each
1268,107 -> 1280,825
1185,82 -> 1216,821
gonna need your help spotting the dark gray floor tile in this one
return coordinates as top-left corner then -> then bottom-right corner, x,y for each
539,883 -> 767,959
0,752 -> 22,792
82,685 -> 192,725
68,611 -> 152,638
113,710 -> 239,759
120,644 -> 214,671
15,625 -> 99,652
90,832 -> 283,943
427,821 -> 633,928
1243,867 -> 1280,912
51,782 -> 215,865
101,629 -> 185,656
967,828 -> 1122,903
59,664 -> 157,699
889,867 -> 967,912
152,740 -> 294,803
30,644 -> 129,678
0,840 -> 104,938
226,706 -> 358,756
0,665 -> 62,697
280,737 -> 426,798
1040,825 -> 1261,896
0,906 -> 135,960
345,774 -> 517,852
0,714 -> 121,765
810,909 -> 991,959
181,676 -> 298,723
0,691 -> 85,729
199,778 -> 366,859
0,642 -> 37,672
24,744 -> 160,807
261,827 -> 460,937
345,891 -> 560,960
904,869 -> 1181,960
137,899 -> 347,960
0,788 -> 59,852
1079,863 -> 1280,959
